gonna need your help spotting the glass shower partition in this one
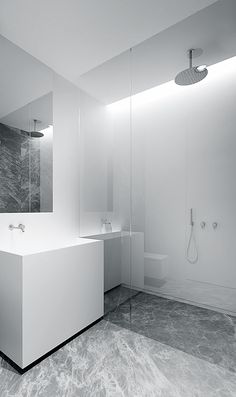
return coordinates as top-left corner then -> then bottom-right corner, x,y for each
80,0 -> 236,377
129,0 -> 236,342
78,50 -> 133,323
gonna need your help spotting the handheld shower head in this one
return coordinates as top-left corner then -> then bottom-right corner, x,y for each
175,49 -> 208,86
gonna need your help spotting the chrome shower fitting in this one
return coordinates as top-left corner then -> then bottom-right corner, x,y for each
200,221 -> 206,229
175,48 -> 208,86
186,208 -> 198,264
212,222 -> 218,229
9,223 -> 25,232
190,208 -> 194,226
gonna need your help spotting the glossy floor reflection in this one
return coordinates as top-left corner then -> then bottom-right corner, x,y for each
1,320 -> 236,396
105,289 -> 236,373
104,285 -> 139,314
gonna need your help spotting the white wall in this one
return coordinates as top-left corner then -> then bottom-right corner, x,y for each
143,57 -> 236,289
110,56 -> 236,309
185,62 -> 236,289
79,89 -> 131,236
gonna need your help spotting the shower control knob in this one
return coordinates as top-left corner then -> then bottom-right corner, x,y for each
200,221 -> 206,229
212,222 -> 218,229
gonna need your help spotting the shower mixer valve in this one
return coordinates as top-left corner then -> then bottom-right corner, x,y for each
200,221 -> 218,229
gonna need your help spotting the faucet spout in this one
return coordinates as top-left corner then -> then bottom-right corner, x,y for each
9,224 -> 25,232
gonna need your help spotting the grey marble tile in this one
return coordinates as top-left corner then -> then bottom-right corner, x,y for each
106,292 -> 236,373
104,285 -> 139,315
0,122 -> 41,212
0,320 -> 236,396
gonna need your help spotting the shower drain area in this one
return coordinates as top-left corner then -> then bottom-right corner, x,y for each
105,286 -> 236,373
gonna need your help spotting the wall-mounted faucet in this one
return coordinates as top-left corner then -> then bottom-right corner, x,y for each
101,219 -> 112,233
9,224 -> 25,232
212,222 -> 218,229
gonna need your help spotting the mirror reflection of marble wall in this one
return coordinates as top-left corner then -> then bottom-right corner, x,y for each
0,34 -> 53,212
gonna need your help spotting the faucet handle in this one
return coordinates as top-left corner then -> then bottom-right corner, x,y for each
18,224 -> 25,232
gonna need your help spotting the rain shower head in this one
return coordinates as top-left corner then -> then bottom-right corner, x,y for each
28,119 -> 44,138
175,66 -> 208,86
175,49 -> 208,86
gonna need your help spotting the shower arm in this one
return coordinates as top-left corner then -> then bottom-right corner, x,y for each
189,49 -> 193,69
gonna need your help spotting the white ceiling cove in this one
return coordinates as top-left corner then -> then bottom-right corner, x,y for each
78,0 -> 236,104
0,0 -> 218,83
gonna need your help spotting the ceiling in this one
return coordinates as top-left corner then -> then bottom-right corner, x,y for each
0,34 -> 52,120
0,0 -> 218,84
0,93 -> 53,132
78,0 -> 236,104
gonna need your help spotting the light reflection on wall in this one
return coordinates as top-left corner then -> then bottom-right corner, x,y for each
107,56 -> 236,112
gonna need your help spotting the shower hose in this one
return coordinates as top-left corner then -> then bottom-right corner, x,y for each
186,209 -> 198,264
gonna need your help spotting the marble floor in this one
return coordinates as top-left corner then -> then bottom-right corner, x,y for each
1,286 -> 236,396
104,285 -> 139,314
144,277 -> 236,315
1,320 -> 236,396
106,288 -> 236,373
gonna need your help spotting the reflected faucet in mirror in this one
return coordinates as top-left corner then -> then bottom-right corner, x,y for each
101,219 -> 112,233
9,224 -> 25,232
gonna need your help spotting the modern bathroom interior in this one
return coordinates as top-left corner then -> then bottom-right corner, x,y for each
0,0 -> 236,395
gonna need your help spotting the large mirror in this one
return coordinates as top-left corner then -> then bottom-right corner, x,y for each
0,34 -> 53,212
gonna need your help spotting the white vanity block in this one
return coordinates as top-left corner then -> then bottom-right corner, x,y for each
0,238 -> 104,369
144,253 -> 168,280
85,231 -> 144,292
85,231 -> 121,292
121,232 -> 144,290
